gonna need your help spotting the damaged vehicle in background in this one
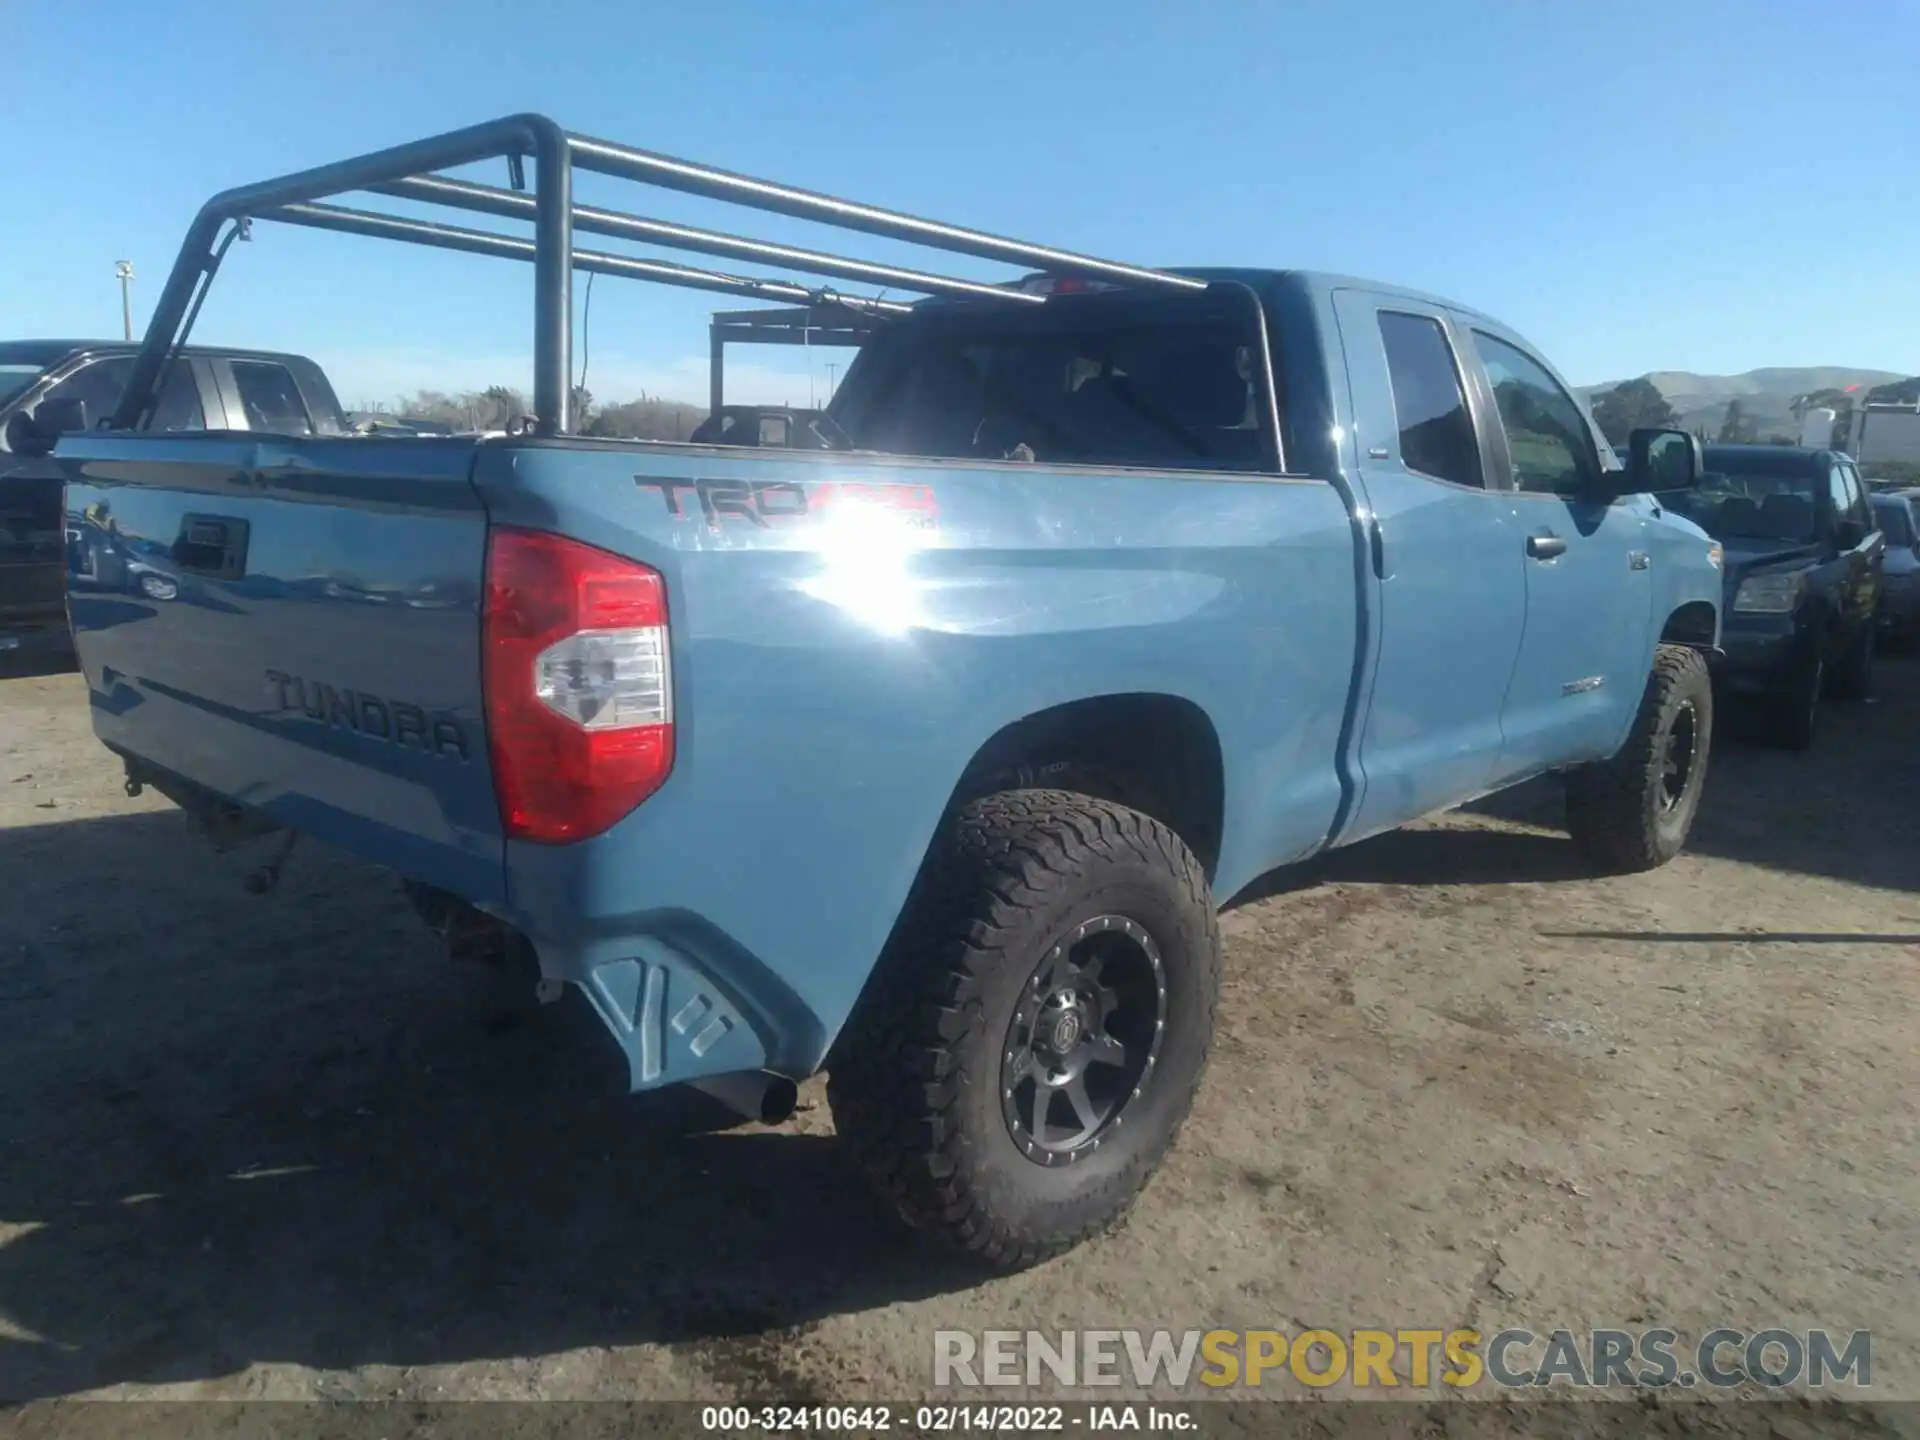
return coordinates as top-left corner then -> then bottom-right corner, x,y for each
1659,445 -> 1884,749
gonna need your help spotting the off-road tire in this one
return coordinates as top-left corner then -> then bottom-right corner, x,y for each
1565,644 -> 1713,872
1765,645 -> 1824,752
1828,621 -> 1875,702
827,789 -> 1220,1272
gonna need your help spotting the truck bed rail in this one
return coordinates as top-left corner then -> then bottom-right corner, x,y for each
116,112 -> 1204,440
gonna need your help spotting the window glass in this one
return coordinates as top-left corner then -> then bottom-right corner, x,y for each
39,357 -> 133,431
150,363 -> 206,432
231,361 -> 313,436
1828,465 -> 1853,536
1377,311 -> 1481,488
1472,332 -> 1600,494
34,357 -> 205,433
1665,454 -> 1820,541
1839,463 -> 1870,527
833,300 -> 1268,472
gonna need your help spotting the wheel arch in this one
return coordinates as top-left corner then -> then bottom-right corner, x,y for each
945,691 -> 1227,882
1659,599 -> 1720,652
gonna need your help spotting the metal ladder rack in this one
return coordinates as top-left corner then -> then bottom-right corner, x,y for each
116,112 -> 1202,437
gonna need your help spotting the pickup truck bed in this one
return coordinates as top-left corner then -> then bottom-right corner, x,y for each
53,115 -> 1723,1270
73,432 -> 1359,1082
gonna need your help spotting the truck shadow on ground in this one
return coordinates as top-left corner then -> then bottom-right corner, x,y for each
0,812 -> 979,1402
1237,654 -> 1920,906
1224,812 -> 1592,908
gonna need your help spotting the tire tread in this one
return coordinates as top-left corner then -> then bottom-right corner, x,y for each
828,789 -> 1219,1272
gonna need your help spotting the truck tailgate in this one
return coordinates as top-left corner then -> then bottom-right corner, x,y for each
59,436 -> 504,903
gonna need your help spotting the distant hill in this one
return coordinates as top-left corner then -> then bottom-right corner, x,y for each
1579,367 -> 1907,440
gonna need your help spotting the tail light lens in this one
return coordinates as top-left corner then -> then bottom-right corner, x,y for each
483,527 -> 673,843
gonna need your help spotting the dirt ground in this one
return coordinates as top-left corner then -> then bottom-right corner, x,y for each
1,651 -> 1916,1418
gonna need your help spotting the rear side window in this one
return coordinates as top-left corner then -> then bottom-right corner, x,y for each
1827,465 -> 1852,533
1472,332 -> 1601,495
231,361 -> 313,436
1377,312 -> 1481,488
150,362 -> 207,432
1839,462 -> 1871,528
834,299 -> 1271,472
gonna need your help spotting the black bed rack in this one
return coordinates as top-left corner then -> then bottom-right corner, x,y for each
117,112 -> 1203,437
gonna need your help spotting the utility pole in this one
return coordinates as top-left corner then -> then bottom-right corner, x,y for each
826,361 -> 838,398
114,261 -> 135,340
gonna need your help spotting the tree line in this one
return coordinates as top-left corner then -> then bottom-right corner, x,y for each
356,384 -> 707,440
1590,376 -> 1851,449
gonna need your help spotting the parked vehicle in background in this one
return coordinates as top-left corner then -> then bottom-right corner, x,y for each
686,404 -> 832,449
1869,490 -> 1920,650
1659,445 -> 1884,749
347,413 -> 458,437
51,115 -> 1723,1270
1,341 -> 346,663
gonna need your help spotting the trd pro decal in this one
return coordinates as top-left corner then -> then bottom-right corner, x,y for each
635,475 -> 938,531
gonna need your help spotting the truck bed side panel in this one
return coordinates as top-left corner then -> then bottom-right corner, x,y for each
60,436 -> 504,904
476,442 -> 1359,1080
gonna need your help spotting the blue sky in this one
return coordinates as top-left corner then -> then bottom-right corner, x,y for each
4,0 -> 1916,409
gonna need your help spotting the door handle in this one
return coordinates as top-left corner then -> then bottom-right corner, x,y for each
1526,533 -> 1567,561
171,513 -> 250,579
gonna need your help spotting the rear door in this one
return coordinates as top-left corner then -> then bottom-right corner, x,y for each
1465,327 -> 1653,778
1331,290 -> 1527,839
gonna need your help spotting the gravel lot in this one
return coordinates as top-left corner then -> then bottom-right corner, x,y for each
1,653 -> 1916,1420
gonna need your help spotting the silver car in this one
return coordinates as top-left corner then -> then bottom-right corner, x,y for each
1871,491 -> 1920,649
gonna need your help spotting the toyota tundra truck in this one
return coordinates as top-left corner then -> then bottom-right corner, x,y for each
43,115 -> 1723,1271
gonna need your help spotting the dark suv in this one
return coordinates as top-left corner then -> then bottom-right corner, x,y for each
1,341 -> 344,664
1658,445 -> 1884,748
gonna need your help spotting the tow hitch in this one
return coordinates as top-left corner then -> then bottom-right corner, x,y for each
119,753 -> 299,893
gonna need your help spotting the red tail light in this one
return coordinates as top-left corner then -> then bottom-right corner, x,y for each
482,527 -> 673,843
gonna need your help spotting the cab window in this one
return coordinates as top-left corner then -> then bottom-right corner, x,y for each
38,357 -> 205,433
1377,311 -> 1482,489
1471,332 -> 1601,495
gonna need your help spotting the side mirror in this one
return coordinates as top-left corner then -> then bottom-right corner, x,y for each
6,397 -> 90,458
1834,518 -> 1866,550
1620,427 -> 1702,495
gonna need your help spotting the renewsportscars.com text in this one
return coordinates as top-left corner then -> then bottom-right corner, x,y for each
933,1327 -> 1871,1391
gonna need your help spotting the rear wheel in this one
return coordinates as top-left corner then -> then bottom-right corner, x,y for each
1565,644 -> 1712,872
828,789 -> 1219,1272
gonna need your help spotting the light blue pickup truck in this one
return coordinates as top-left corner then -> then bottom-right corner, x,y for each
47,116 -> 1722,1270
